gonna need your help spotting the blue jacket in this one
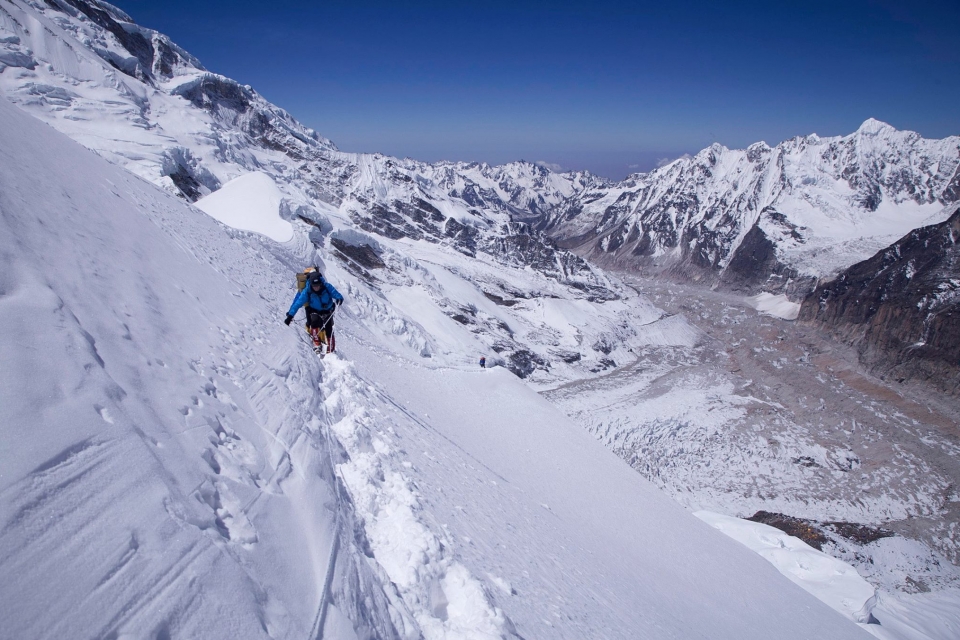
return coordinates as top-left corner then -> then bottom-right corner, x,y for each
288,281 -> 344,316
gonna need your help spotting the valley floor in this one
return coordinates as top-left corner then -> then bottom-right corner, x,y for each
542,276 -> 960,630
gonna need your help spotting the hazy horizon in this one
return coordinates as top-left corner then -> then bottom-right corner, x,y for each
114,0 -> 960,180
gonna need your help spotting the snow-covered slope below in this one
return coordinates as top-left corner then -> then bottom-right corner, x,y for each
0,93 -> 399,639
0,89 -> 874,638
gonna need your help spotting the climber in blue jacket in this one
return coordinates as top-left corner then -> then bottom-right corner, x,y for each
284,271 -> 344,353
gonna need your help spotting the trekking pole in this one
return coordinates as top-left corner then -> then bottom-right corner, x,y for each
319,306 -> 337,335
315,306 -> 339,353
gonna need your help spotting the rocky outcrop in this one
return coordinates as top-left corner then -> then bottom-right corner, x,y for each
798,207 -> 960,394
44,0 -> 202,84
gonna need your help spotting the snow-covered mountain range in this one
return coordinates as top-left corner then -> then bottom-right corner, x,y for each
0,0 -> 626,378
5,0 -> 957,307
535,120 -> 960,297
3,1 -> 960,638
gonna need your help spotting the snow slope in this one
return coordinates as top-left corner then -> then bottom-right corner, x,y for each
195,171 -> 293,242
0,88 -> 873,638
0,95 -> 387,637
695,511 -> 878,624
0,0 -> 628,382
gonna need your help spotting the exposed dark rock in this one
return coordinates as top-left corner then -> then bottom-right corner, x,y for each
175,75 -> 252,119
747,511 -> 829,550
792,456 -> 821,468
822,521 -> 895,545
589,358 -> 617,372
748,511 -> 896,550
353,204 -> 423,241
330,238 -> 385,270
506,349 -> 549,379
443,217 -> 479,257
49,0 -> 196,84
720,218 -> 800,294
483,292 -> 518,307
160,148 -> 219,202
552,350 -> 582,363
799,208 -> 960,394
415,198 -> 445,222
167,165 -> 205,201
592,336 -> 614,355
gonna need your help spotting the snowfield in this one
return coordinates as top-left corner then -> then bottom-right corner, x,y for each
195,172 -> 294,242
0,84 -> 875,639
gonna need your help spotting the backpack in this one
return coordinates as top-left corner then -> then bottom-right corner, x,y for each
296,266 -> 319,291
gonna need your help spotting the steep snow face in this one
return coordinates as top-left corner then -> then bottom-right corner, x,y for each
0,92 -> 402,640
0,0 -> 336,194
0,91 -> 875,640
538,123 -> 960,293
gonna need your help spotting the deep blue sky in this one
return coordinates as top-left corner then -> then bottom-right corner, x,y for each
113,0 -> 959,179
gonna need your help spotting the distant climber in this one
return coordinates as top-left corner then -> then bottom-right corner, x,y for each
285,270 -> 344,354
479,356 -> 486,369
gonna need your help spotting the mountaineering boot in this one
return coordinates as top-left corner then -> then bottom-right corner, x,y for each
328,333 -> 336,353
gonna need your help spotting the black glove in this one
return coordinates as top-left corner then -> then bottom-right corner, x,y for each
284,314 -> 294,326
336,299 -> 343,307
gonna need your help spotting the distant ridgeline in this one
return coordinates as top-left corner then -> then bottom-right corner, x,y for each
535,121 -> 960,301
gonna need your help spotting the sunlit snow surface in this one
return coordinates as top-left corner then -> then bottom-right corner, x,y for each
695,512 -> 878,625
698,512 -> 960,640
748,292 -> 802,320
0,90 -> 875,638
195,172 -> 293,242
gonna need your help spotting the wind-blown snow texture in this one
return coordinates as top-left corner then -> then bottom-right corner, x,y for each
1,1 -> 959,637
0,87 -> 873,639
